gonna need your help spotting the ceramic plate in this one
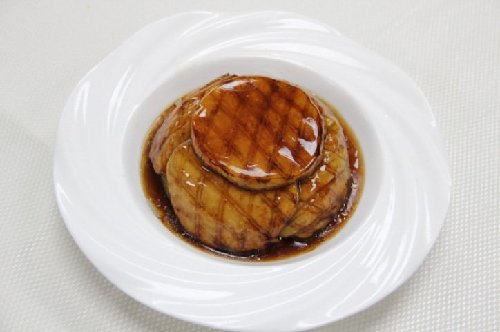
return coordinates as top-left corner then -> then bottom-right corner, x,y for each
54,11 -> 451,331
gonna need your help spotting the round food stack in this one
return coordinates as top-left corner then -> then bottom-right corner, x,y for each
149,75 -> 351,254
191,76 -> 324,190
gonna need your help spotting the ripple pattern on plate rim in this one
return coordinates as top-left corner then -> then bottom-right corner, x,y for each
53,11 -> 451,332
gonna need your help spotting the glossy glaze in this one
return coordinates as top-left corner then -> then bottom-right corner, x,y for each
191,76 -> 324,189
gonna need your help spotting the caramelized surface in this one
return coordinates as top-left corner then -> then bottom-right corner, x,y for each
191,76 -> 325,190
166,141 -> 299,253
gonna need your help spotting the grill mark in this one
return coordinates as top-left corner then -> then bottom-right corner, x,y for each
214,90 -> 242,165
268,89 -> 321,174
264,86 -> 295,176
195,166 -> 289,237
285,206 -> 324,236
196,117 -> 297,223
218,81 -> 272,183
170,156 -> 241,241
229,80 -> 271,171
204,86 -> 306,221
259,80 -> 303,174
256,190 -> 292,226
213,85 -> 310,179
179,145 -> 268,236
282,94 -> 310,118
206,180 -> 262,235
213,104 -> 293,178
171,175 -> 238,240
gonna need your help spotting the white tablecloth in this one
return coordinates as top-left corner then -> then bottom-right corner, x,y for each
1,0 -> 498,331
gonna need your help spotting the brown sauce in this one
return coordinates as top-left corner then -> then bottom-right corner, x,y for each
141,96 -> 364,262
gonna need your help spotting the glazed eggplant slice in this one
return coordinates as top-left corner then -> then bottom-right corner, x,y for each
166,141 -> 299,253
191,76 -> 325,190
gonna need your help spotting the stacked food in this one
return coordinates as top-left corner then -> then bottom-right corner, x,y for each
147,75 -> 352,255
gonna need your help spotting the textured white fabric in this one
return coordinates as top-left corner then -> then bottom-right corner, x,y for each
1,0 -> 498,331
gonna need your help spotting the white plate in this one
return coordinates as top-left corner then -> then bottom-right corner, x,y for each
54,11 -> 451,332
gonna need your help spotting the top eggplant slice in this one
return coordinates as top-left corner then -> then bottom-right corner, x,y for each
191,76 -> 325,190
